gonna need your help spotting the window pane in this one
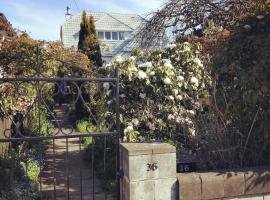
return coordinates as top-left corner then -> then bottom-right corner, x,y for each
105,32 -> 111,40
98,32 -> 104,40
112,32 -> 118,40
119,32 -> 125,40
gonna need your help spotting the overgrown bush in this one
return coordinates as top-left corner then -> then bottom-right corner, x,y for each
106,43 -> 212,151
212,12 -> 270,167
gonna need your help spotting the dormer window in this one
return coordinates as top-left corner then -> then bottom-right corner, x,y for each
112,32 -> 118,40
119,32 -> 125,40
105,32 -> 111,40
98,31 -> 130,41
98,32 -> 104,40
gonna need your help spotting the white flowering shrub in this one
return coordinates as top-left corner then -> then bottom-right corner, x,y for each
106,42 -> 212,148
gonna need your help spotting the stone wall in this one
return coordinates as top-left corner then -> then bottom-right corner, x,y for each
178,167 -> 270,200
120,143 -> 177,200
120,142 -> 270,200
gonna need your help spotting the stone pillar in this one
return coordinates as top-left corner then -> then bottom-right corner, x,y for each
120,143 -> 177,200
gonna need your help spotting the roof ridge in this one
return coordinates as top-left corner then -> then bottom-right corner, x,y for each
106,13 -> 134,31
86,11 -> 141,17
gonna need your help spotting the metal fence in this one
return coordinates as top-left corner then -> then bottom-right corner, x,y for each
0,75 -> 120,200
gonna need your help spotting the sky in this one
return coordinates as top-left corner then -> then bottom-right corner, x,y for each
0,0 -> 165,41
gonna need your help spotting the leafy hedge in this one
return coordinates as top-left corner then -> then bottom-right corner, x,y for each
212,12 -> 270,166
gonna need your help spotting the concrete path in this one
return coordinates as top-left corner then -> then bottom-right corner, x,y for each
40,105 -> 113,200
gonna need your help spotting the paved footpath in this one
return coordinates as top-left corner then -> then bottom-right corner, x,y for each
40,105 -> 113,200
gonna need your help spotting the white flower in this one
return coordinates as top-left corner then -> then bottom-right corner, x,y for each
138,62 -> 152,68
172,89 -> 179,96
164,62 -> 173,69
189,128 -> 196,136
120,94 -> 126,98
176,95 -> 183,101
157,119 -> 163,124
185,118 -> 193,125
139,93 -> 146,99
129,66 -> 138,72
193,58 -> 203,67
129,56 -> 136,62
145,62 -> 153,68
177,75 -> 184,81
188,110 -> 195,115
162,59 -> 171,64
138,70 -> 147,79
167,43 -> 177,49
182,42 -> 191,52
107,100 -> 112,105
163,77 -> 172,85
132,118 -> 139,126
147,122 -> 155,131
115,56 -> 123,63
124,125 -> 134,134
149,71 -> 155,76
103,82 -> 110,90
176,116 -> 182,123
168,114 -> 175,120
168,95 -> 174,101
190,77 -> 199,87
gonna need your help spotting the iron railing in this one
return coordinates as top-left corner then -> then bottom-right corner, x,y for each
0,75 -> 120,200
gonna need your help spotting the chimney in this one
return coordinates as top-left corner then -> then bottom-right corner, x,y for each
65,6 -> 72,20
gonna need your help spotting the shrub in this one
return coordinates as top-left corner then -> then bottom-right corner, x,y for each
212,12 -> 270,167
106,43 -> 212,151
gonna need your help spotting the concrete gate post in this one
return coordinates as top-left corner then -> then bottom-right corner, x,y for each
120,143 -> 177,200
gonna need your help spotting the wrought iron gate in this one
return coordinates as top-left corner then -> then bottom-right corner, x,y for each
0,75 -> 120,200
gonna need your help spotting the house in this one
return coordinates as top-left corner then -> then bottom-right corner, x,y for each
60,7 -> 144,63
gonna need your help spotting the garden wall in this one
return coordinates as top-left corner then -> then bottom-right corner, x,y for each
120,142 -> 270,200
178,167 -> 270,200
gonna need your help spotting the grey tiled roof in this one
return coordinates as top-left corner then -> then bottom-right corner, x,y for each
61,11 -> 143,57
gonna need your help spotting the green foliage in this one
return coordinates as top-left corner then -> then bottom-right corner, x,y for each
212,12 -> 270,166
20,158 -> 40,182
77,119 -> 96,133
0,150 -> 41,200
77,118 -> 116,192
83,137 -> 116,193
0,34 -> 90,78
78,11 -> 102,67
76,119 -> 95,145
107,43 -> 212,151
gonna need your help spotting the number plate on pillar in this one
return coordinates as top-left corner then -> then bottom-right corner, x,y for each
177,153 -> 198,173
147,163 -> 158,171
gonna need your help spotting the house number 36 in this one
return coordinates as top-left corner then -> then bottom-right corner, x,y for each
147,163 -> 158,171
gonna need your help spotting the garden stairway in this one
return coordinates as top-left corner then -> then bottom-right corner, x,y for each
40,104 -> 112,200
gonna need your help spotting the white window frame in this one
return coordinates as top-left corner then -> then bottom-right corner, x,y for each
98,32 -> 105,40
97,31 -> 127,41
112,32 -> 119,41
